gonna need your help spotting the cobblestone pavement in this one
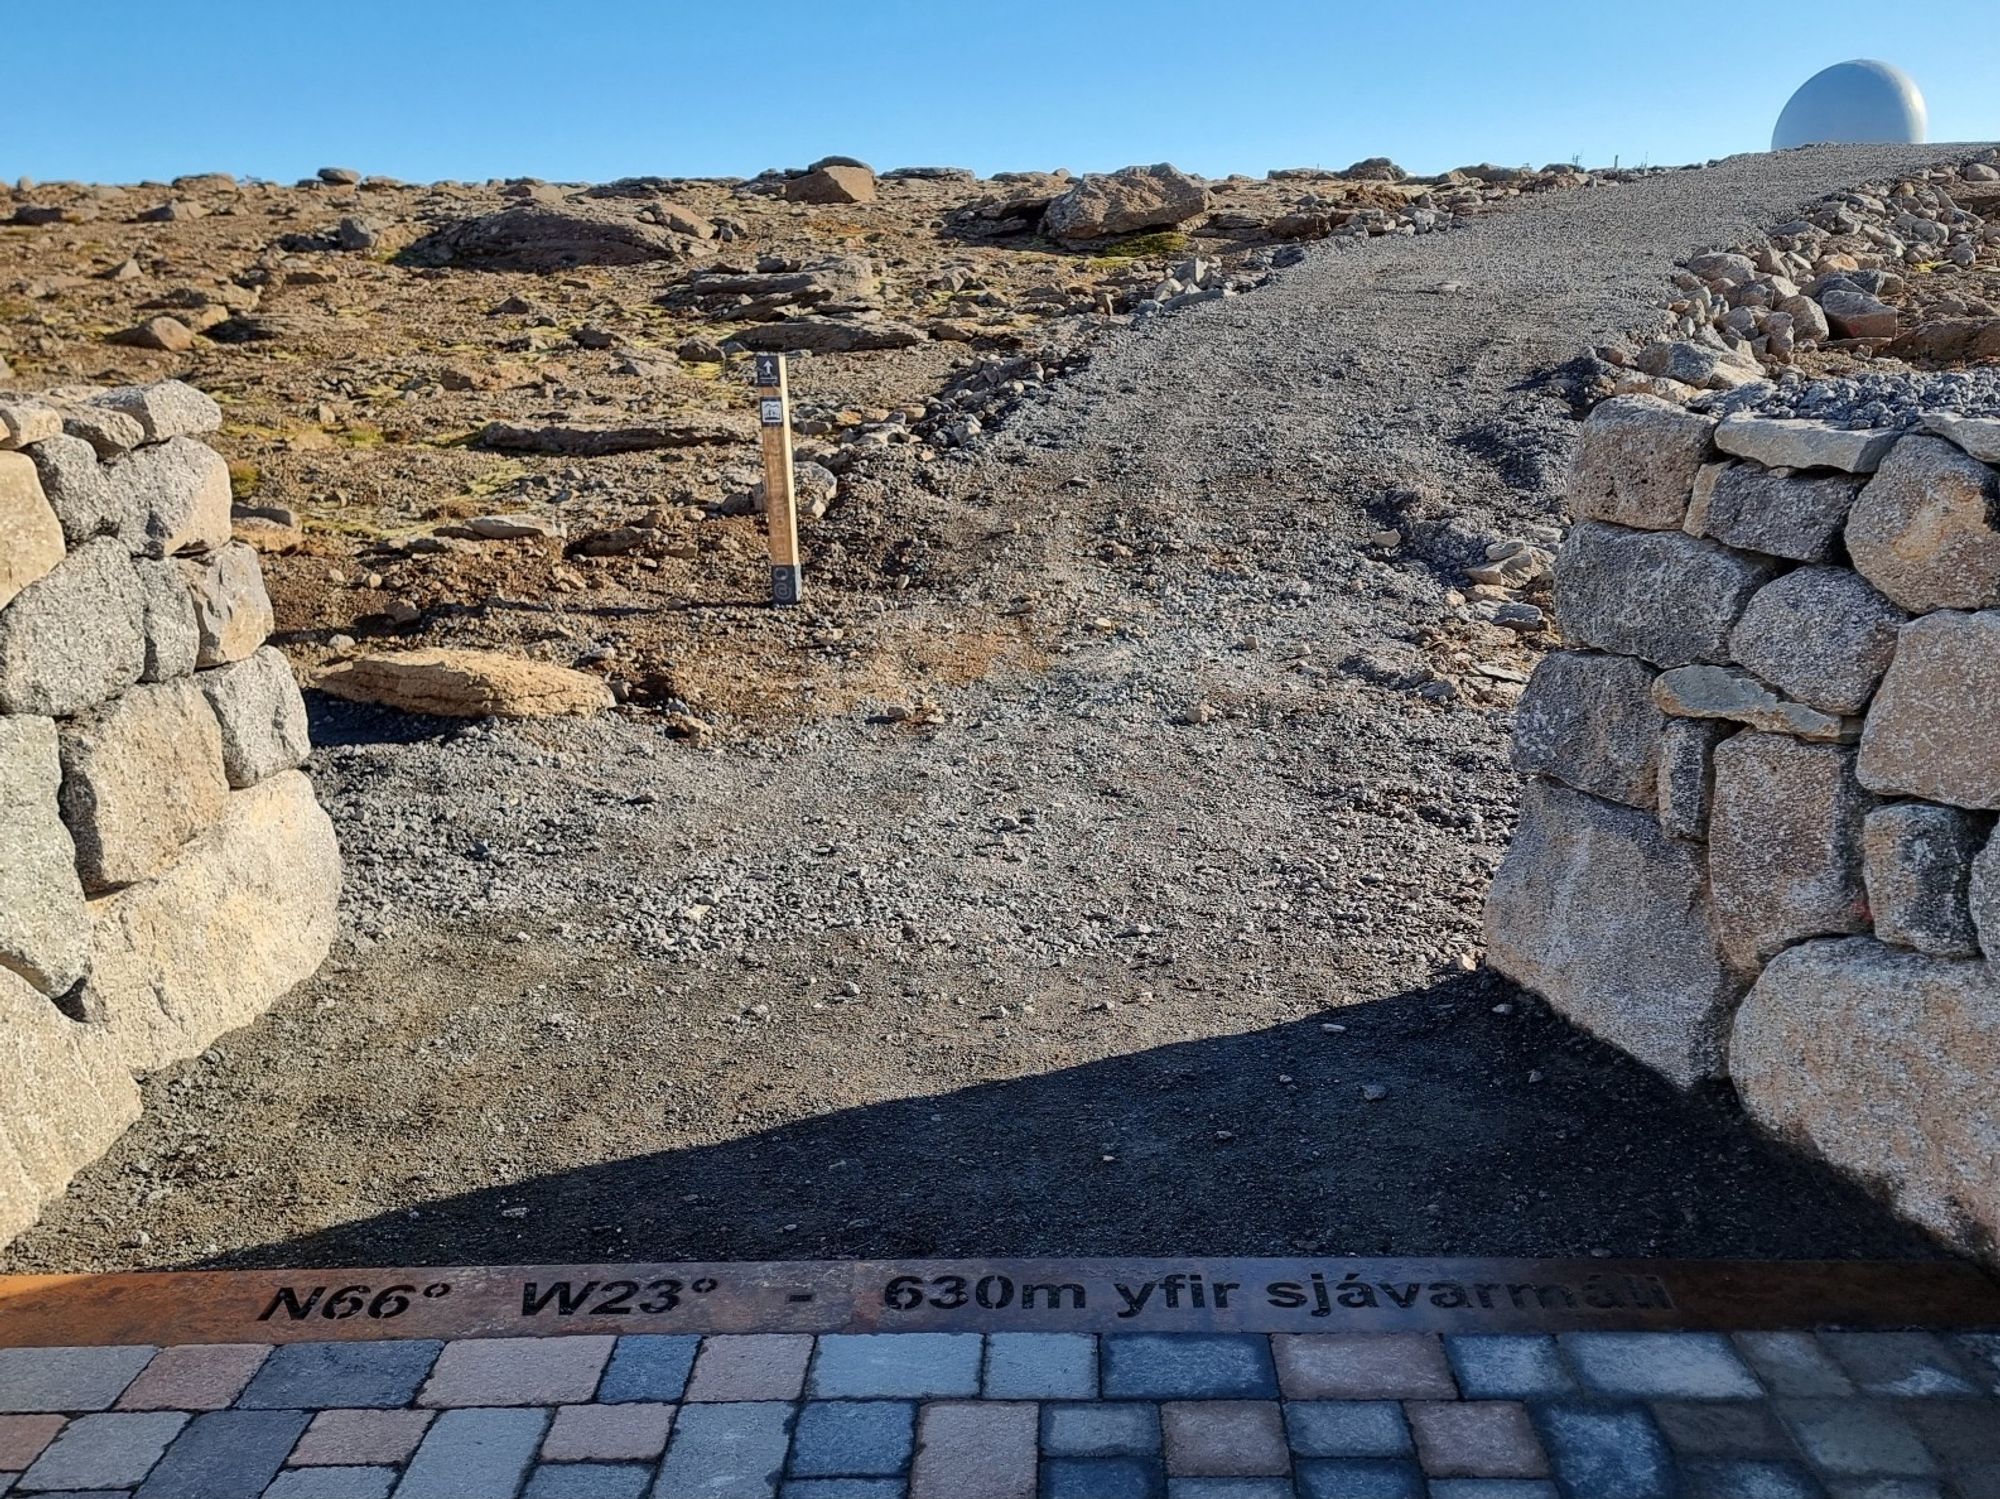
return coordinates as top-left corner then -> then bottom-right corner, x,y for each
0,1327 -> 1997,1497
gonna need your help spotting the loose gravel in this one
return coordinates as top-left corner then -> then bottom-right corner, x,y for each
6,142 -> 1984,1275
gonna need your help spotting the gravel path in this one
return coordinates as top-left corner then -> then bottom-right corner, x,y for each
8,144 -> 1983,1274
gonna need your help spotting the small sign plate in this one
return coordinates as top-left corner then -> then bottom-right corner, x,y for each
759,398 -> 785,425
752,353 -> 783,387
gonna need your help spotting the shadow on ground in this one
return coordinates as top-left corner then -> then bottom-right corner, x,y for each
191,972 -> 1952,1272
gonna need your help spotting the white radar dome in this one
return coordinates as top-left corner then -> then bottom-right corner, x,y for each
1773,60 -> 1927,150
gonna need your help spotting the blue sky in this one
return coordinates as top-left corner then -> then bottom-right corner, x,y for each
6,1 -> 1995,185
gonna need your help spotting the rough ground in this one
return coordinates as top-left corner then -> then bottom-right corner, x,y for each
8,144 -> 1988,1274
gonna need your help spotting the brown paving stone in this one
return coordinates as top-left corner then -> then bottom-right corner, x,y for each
540,1402 -> 675,1462
116,1343 -> 269,1410
288,1408 -> 436,1466
910,1400 -> 1036,1499
1161,1400 -> 1289,1476
684,1334 -> 813,1402
0,1413 -> 66,1469
1273,1334 -> 1457,1399
418,1335 -> 614,1407
1406,1400 -> 1547,1478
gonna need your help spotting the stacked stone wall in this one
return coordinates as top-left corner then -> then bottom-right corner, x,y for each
1487,394 -> 2000,1259
0,381 -> 339,1243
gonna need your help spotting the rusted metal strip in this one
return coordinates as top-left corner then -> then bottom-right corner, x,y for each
1,1257 -> 1994,1348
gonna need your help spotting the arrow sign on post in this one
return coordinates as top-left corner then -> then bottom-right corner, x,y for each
752,352 -> 803,606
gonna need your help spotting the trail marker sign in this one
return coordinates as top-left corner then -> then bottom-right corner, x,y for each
752,353 -> 803,606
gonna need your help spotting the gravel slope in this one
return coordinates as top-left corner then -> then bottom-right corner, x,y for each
8,143 -> 1985,1274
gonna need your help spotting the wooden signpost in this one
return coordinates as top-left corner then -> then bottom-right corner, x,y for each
752,353 -> 803,606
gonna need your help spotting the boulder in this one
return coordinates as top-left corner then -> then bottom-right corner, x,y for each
1857,610 -> 2000,810
0,451 -> 65,612
413,201 -> 685,271
0,968 -> 141,1245
751,460 -> 838,521
0,400 -> 63,450
1683,461 -> 1863,562
112,435 -> 233,559
783,165 -> 876,205
1845,436 -> 2000,613
0,538 -> 146,717
1727,566 -> 1907,716
1344,158 -> 1407,182
1731,937 -> 2000,1254
1509,651 -> 1664,808
58,678 -> 229,893
1554,520 -> 1779,668
316,647 -> 614,718
1657,717 -> 1731,841
85,380 -> 222,442
1713,416 -> 1897,474
82,770 -> 340,1073
1885,318 -> 2000,364
478,413 -> 750,455
1863,803 -> 1983,958
1485,778 -> 1745,1085
0,718 -> 90,998
110,315 -> 196,353
178,542 -> 273,667
1819,288 -> 1899,339
1708,734 -> 1874,969
198,645 -> 312,788
1565,395 -> 1715,531
132,557 -> 199,682
25,433 -> 119,544
683,255 -> 879,316
1633,341 -> 1762,391
1651,664 -> 1859,743
1043,164 -> 1210,241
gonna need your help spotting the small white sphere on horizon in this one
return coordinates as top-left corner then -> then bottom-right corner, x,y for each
1773,60 -> 1927,150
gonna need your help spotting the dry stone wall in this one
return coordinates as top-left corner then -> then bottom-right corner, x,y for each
1487,393 -> 2000,1260
0,381 -> 339,1244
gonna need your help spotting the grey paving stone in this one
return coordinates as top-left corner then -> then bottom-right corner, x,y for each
1100,1337 -> 1277,1400
234,1340 -> 441,1409
1292,1457 -> 1424,1497
809,1335 -> 983,1400
395,1407 -> 549,1499
1560,1333 -> 1762,1398
17,1412 -> 186,1490
1777,1400 -> 1937,1477
418,1335 -> 614,1407
1951,1334 -> 2000,1394
0,1347 -> 155,1413
1041,1402 -> 1161,1457
1821,1334 -> 1983,1397
1649,1400 -> 1797,1457
1901,1399 -> 2000,1496
780,1482 -> 906,1499
1426,1484 -> 1561,1499
525,1463 -> 655,1499
1682,1459 -> 1825,1498
791,1401 -> 916,1478
1166,1481 -> 1298,1499
654,1401 -> 793,1499
135,1408 -> 309,1499
1733,1334 -> 1857,1398
985,1334 -> 1097,1399
1824,1481 -> 1947,1499
262,1467 -> 398,1499
596,1335 -> 701,1403
1040,1455 -> 1165,1499
1282,1402 -> 1412,1458
1529,1403 -> 1675,1499
1444,1338 -> 1573,1400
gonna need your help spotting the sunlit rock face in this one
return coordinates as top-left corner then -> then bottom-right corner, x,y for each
1773,60 -> 1927,150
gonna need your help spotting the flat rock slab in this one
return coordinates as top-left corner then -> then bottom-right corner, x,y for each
1713,416 -> 1898,473
478,415 -> 750,455
316,648 -> 614,719
1485,778 -> 1742,1086
1733,937 -> 2000,1255
1652,664 -> 1858,743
